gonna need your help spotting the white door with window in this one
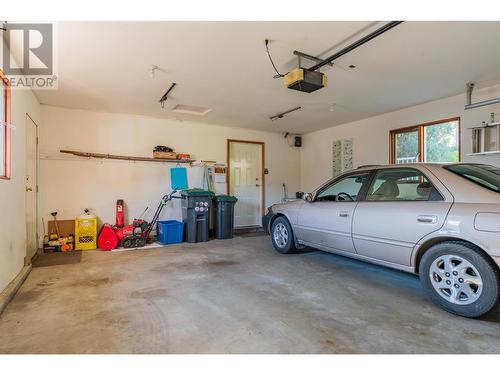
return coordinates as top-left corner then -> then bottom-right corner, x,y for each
229,141 -> 263,227
25,115 -> 38,259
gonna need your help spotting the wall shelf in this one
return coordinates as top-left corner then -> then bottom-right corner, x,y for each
467,151 -> 500,156
470,114 -> 500,155
60,150 -> 193,164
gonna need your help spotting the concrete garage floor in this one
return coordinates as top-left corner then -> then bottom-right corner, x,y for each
0,235 -> 499,354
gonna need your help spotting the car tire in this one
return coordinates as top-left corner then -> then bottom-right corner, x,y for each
270,216 -> 297,254
419,241 -> 500,318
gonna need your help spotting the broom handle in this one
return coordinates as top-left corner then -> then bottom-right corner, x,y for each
54,219 -> 60,237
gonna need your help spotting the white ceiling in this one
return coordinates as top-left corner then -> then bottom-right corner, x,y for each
34,21 -> 500,134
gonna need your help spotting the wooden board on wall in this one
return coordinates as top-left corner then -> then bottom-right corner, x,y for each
48,219 -> 75,237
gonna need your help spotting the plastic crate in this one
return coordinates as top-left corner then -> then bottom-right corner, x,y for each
75,217 -> 97,250
157,220 -> 184,245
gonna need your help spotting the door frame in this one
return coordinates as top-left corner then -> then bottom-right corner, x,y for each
25,113 -> 39,263
226,139 -> 266,217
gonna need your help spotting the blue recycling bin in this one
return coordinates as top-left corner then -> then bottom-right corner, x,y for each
157,220 -> 184,245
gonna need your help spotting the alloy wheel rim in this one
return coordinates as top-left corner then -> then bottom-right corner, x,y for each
429,254 -> 483,305
273,223 -> 288,248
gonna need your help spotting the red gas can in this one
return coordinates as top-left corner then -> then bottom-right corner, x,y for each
115,199 -> 124,228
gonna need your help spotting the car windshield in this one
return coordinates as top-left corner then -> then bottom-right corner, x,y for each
444,164 -> 500,193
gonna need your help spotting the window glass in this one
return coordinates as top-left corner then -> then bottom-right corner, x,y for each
395,130 -> 419,164
316,174 -> 369,202
445,164 -> 500,193
424,121 -> 459,163
366,168 -> 438,201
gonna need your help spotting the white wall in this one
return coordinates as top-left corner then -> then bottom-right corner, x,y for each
39,106 -> 301,229
300,84 -> 500,191
0,89 -> 41,292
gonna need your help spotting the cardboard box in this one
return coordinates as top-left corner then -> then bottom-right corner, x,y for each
48,219 -> 75,238
153,151 -> 177,159
176,153 -> 191,160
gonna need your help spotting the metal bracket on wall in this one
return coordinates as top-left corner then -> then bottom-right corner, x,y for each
465,82 -> 500,110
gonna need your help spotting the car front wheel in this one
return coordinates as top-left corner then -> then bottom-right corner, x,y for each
270,216 -> 297,254
419,241 -> 500,318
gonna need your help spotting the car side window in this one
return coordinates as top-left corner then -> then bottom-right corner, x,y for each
366,168 -> 442,201
316,174 -> 370,202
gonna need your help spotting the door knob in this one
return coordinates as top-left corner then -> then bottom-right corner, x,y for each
339,211 -> 349,217
255,184 -> 261,187
26,187 -> 33,192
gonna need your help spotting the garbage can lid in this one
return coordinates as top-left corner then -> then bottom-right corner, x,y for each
214,195 -> 238,202
181,188 -> 215,197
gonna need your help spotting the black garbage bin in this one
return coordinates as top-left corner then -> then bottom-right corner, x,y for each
181,189 -> 214,243
213,195 -> 238,239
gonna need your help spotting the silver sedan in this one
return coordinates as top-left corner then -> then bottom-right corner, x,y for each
263,163 -> 500,318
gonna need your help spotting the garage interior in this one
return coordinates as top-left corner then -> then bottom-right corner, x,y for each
1,20 -> 500,354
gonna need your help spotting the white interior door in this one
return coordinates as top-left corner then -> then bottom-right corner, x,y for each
229,141 -> 263,227
25,115 -> 38,258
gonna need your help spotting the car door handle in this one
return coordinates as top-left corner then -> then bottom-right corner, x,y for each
417,215 -> 437,224
339,211 -> 349,218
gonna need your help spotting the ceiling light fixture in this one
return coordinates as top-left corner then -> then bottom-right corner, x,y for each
172,104 -> 212,116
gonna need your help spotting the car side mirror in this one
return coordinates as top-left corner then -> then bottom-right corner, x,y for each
303,193 -> 314,202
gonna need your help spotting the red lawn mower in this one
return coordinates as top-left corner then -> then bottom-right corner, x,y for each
98,191 -> 178,250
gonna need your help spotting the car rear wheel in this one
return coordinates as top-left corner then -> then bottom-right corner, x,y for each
271,217 -> 297,254
419,241 -> 500,318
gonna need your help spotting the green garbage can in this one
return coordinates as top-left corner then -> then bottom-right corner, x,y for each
213,195 -> 238,239
181,189 -> 214,243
